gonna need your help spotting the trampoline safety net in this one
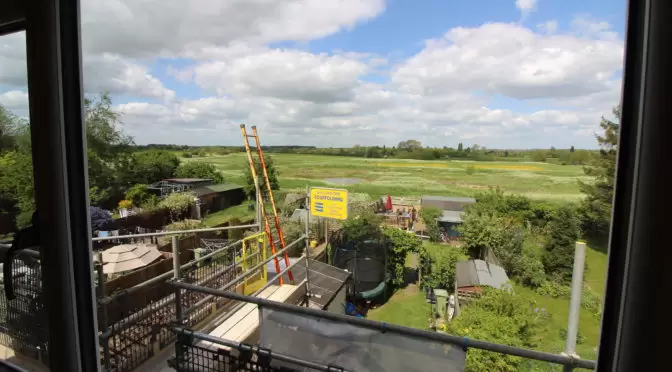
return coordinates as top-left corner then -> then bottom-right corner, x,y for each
259,307 -> 466,372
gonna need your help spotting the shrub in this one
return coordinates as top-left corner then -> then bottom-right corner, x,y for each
419,206 -> 442,242
582,285 -> 603,317
158,192 -> 196,221
182,152 -> 192,158
383,226 -> 423,286
465,165 -> 476,175
90,206 -> 113,231
535,281 -> 571,298
447,288 -> 550,372
511,252 -> 546,288
422,245 -> 467,291
125,184 -> 151,207
542,206 -> 580,284
118,199 -> 133,210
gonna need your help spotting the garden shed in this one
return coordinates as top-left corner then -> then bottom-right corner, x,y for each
455,259 -> 510,298
421,196 -> 476,238
192,183 -> 245,214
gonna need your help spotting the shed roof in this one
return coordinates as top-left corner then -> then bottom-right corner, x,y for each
421,195 -> 476,203
193,183 -> 243,196
438,210 -> 464,223
456,259 -> 510,290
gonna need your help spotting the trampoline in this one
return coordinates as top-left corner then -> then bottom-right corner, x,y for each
330,231 -> 389,302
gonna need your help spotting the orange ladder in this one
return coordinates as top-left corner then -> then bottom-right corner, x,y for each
240,124 -> 294,285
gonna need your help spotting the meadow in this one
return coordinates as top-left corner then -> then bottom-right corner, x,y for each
187,153 -> 589,202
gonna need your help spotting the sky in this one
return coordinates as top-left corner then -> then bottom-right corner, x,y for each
0,0 -> 626,149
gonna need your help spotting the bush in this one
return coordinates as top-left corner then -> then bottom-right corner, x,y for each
382,227 -> 423,287
90,206 -> 113,231
118,199 -> 133,210
511,252 -> 546,288
125,184 -> 151,207
182,152 -> 192,158
447,288 -> 550,372
582,285 -> 603,317
535,281 -> 571,298
542,206 -> 580,284
158,192 -> 196,221
422,245 -> 467,291
465,165 -> 476,175
419,206 -> 442,242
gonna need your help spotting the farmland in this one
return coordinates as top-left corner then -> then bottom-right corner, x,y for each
186,153 -> 589,202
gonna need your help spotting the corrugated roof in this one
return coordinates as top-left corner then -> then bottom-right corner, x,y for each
421,195 -> 476,203
438,210 -> 464,223
456,259 -> 510,289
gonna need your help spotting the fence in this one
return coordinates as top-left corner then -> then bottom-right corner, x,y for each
0,250 -> 48,365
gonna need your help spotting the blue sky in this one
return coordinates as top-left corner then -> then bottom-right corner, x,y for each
0,0 -> 627,148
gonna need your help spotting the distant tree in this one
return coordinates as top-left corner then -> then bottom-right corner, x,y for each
397,140 -> 423,150
542,206 -> 580,284
570,145 -> 575,153
125,150 -> 180,184
243,155 -> 279,199
578,107 -> 619,240
175,162 -> 224,183
457,143 -> 464,152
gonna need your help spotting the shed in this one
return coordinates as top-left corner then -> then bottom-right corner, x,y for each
456,259 -> 510,298
193,184 -> 245,214
162,178 -> 213,186
420,196 -> 476,211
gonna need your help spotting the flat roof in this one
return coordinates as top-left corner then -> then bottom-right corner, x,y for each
438,210 -> 465,223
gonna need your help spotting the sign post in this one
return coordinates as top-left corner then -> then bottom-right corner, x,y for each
309,187 -> 349,220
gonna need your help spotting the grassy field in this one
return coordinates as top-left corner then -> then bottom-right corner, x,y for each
185,153 -> 588,201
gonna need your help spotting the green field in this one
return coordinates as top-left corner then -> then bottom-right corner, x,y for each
186,153 -> 588,201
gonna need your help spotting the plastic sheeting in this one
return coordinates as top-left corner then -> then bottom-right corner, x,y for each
259,307 -> 466,372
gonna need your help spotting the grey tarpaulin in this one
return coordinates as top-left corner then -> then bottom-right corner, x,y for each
259,307 -> 466,372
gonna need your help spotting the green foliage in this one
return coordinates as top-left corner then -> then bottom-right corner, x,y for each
419,206 -> 442,242
581,285 -> 603,318
182,152 -> 192,158
447,288 -> 550,372
458,212 -> 522,265
281,219 -> 307,257
166,219 -> 203,238
535,281 -> 571,298
382,227 -> 423,286
158,192 -> 196,221
175,162 -> 224,183
243,155 -> 279,199
579,107 -> 619,242
469,188 -> 534,224
422,244 -> 466,291
118,199 -> 133,210
339,211 -> 383,245
542,206 -> 580,284
0,151 -> 35,228
512,252 -> 547,288
126,150 -> 180,184
465,165 -> 476,175
125,184 -> 151,207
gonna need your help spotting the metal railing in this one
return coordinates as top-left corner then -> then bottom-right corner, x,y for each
171,327 -> 349,372
171,281 -> 597,371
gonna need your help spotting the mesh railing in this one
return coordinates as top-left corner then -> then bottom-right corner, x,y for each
171,328 -> 348,372
0,253 -> 48,364
101,242 -> 241,371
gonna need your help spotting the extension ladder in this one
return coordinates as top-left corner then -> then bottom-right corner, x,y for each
240,124 -> 294,285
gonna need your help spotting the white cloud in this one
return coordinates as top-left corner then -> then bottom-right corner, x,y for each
0,1 -> 624,149
538,20 -> 558,34
516,0 -> 537,21
183,48 -> 369,102
391,22 -> 623,100
0,91 -> 29,118
82,0 -> 385,59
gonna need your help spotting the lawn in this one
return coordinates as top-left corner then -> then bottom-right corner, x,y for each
184,153 -> 587,202
367,291 -> 430,330
202,203 -> 255,227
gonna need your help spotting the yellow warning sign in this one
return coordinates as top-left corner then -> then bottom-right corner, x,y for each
310,187 -> 348,220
